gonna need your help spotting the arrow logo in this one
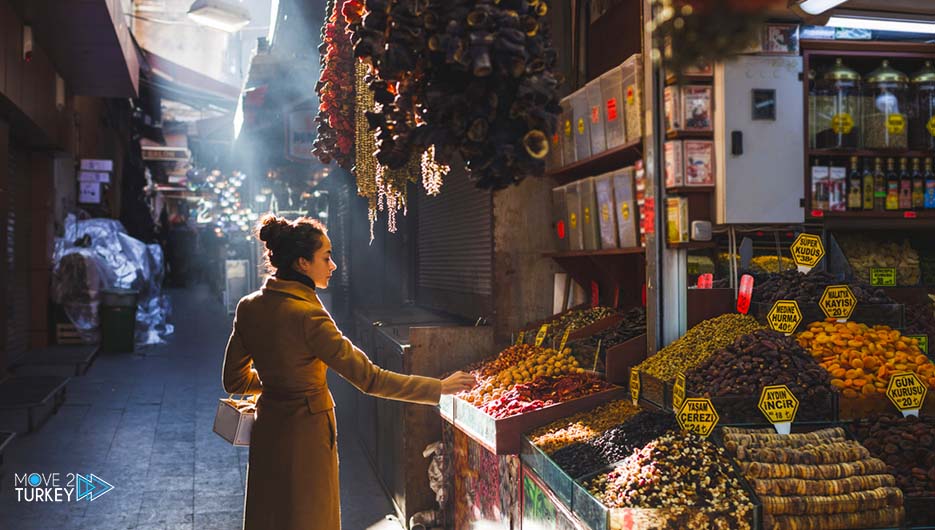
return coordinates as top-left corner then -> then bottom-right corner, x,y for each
75,474 -> 114,501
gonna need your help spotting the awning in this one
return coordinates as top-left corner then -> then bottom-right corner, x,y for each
139,47 -> 239,113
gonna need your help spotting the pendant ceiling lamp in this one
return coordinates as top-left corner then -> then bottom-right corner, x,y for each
188,0 -> 251,32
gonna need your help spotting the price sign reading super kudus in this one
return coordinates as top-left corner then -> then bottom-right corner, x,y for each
767,300 -> 803,336
790,233 -> 825,272
886,372 -> 928,417
819,285 -> 857,322
676,398 -> 719,438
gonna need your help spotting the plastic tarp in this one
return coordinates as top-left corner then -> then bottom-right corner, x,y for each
52,214 -> 174,346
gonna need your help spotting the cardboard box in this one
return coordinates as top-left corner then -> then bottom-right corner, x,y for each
551,185 -> 570,251
664,86 -> 681,132
600,66 -> 626,149
622,54 -> 643,143
565,184 -> 584,251
593,173 -> 619,249
560,97 -> 576,165
570,88 -> 592,161
665,140 -> 684,188
612,168 -> 638,248
684,140 -> 714,186
577,178 -> 601,251
587,79 -> 607,155
682,85 -> 712,132
666,197 -> 690,244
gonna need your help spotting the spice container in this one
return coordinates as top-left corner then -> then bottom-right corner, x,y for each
910,61 -> 935,150
600,66 -> 626,149
587,79 -> 607,156
813,58 -> 861,149
863,60 -> 909,149
621,54 -> 643,143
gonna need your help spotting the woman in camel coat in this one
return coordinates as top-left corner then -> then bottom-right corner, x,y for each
222,215 -> 475,530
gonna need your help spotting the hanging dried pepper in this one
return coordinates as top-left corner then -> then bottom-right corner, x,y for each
313,0 -> 356,169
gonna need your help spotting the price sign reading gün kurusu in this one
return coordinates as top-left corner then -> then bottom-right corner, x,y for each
676,398 -> 719,438
790,233 -> 825,272
767,300 -> 803,336
819,285 -> 857,322
886,372 -> 928,417
758,385 -> 799,435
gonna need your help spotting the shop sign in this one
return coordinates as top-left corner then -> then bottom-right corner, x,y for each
908,334 -> 928,355
558,327 -> 572,352
515,331 -> 525,346
142,146 -> 190,162
80,159 -> 113,172
790,233 -> 824,272
819,285 -> 857,322
767,300 -> 802,335
534,324 -> 549,347
887,114 -> 906,135
758,384 -> 799,434
831,113 -> 854,134
676,398 -> 718,438
78,171 -> 110,184
870,267 -> 897,287
672,372 -> 686,411
629,368 -> 640,404
78,182 -> 101,204
286,108 -> 317,161
886,372 -> 927,417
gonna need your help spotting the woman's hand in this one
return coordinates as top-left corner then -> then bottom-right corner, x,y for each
441,371 -> 477,395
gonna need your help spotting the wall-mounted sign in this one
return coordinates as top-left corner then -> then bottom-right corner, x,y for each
79,181 -> 101,204
142,146 -> 191,162
80,159 -> 113,172
286,107 -> 316,162
78,171 -> 110,184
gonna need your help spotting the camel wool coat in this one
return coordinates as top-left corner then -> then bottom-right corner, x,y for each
222,277 -> 442,530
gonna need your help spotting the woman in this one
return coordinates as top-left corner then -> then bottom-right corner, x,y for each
222,214 -> 476,530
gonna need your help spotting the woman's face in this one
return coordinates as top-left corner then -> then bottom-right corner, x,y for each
297,235 -> 337,289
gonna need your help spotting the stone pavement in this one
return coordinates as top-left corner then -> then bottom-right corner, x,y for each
0,286 -> 402,530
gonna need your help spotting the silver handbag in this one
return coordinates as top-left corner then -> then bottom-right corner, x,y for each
213,394 -> 257,446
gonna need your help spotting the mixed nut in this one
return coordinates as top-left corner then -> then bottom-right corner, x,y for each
797,320 -> 935,399
637,313 -> 763,382
584,432 -> 755,529
462,345 -> 585,407
853,414 -> 935,497
534,306 -> 620,347
528,399 -> 639,455
479,372 -> 613,419
568,307 -> 645,369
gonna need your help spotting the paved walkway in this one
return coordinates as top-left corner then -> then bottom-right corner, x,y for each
0,286 -> 401,530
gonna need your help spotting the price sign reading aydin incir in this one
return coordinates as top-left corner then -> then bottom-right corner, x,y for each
790,233 -> 825,272
886,372 -> 928,417
676,398 -> 719,438
758,385 -> 799,434
819,285 -> 857,322
767,300 -> 803,335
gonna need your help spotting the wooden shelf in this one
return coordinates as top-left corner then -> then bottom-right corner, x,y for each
665,73 -> 713,86
546,139 -> 642,182
666,185 -> 714,194
667,241 -> 716,250
666,130 -> 713,140
809,148 -> 934,159
544,247 -> 645,259
813,210 -> 935,230
802,40 -> 935,57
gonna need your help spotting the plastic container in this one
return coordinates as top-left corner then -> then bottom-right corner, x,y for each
812,58 -> 861,149
100,288 -> 138,353
593,173 -> 619,249
551,185 -> 570,251
560,97 -> 576,165
612,168 -> 638,248
863,60 -> 909,149
570,88 -> 592,161
578,178 -> 601,251
587,79 -> 607,155
622,54 -> 643,143
910,61 -> 935,151
600,65 -> 627,149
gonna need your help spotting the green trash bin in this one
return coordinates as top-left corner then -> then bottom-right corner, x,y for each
100,288 -> 138,353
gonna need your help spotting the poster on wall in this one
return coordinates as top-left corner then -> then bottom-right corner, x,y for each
78,181 -> 101,204
286,105 -> 317,162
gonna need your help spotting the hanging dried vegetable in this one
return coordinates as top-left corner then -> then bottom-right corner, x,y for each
314,0 -> 356,169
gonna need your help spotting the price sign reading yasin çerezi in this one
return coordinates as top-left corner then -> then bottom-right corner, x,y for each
790,233 -> 825,272
630,368 -> 640,405
819,285 -> 857,322
758,385 -> 800,435
534,325 -> 549,347
767,300 -> 803,336
887,372 -> 928,417
672,372 -> 686,412
676,398 -> 719,438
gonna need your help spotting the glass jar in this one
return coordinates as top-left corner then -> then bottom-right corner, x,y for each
863,60 -> 909,149
910,61 -> 935,150
812,58 -> 861,149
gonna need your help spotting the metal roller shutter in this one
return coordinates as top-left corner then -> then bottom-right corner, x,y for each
416,166 -> 493,319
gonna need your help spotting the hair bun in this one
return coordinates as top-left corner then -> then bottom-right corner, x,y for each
258,215 -> 290,247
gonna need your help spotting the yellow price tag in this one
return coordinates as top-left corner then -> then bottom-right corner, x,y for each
790,233 -> 824,271
629,368 -> 640,404
673,373 -> 686,411
559,326 -> 572,352
515,331 -> 525,346
676,398 -> 719,438
758,385 -> 799,433
887,372 -> 927,416
887,113 -> 906,134
534,324 -> 549,347
831,112 -> 854,134
767,300 -> 803,336
819,285 -> 857,322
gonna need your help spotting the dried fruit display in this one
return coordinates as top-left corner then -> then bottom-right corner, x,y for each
686,329 -> 834,398
535,306 -> 620,347
528,399 -> 639,454
838,235 -> 921,287
583,432 -> 755,528
751,269 -> 894,306
479,373 -> 614,419
724,426 -> 905,530
461,345 -> 583,406
549,411 -> 676,479
568,307 -> 645,368
796,320 -> 935,399
905,299 -> 935,339
853,414 -> 935,497
636,313 -> 763,382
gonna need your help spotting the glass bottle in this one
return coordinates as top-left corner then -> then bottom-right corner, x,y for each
814,58 -> 861,149
899,157 -> 913,210
885,158 -> 900,211
847,156 -> 863,210
864,60 -> 909,149
926,158 -> 935,209
874,158 -> 887,211
812,158 -> 830,211
912,158 -> 925,210
911,61 -> 935,150
863,158 -> 875,210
